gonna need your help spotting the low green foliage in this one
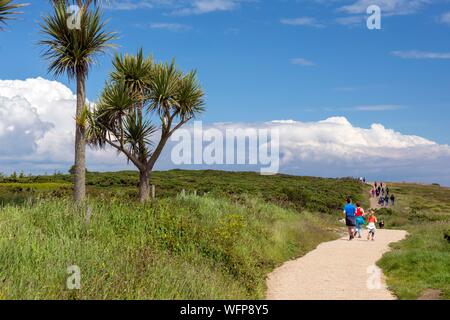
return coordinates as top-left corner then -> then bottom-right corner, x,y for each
0,170 -> 366,214
378,223 -> 450,300
0,195 -> 338,299
375,183 -> 450,300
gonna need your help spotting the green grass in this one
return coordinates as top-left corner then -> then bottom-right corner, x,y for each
0,170 -> 367,214
0,194 -> 338,299
375,183 -> 450,300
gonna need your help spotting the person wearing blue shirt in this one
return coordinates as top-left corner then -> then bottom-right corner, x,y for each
343,197 -> 357,240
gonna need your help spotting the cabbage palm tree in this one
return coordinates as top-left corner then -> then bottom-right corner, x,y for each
40,0 -> 115,202
0,0 -> 28,30
87,51 -> 205,202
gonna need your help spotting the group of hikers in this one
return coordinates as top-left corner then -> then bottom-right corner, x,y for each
343,197 -> 378,241
371,182 -> 395,207
342,181 -> 395,241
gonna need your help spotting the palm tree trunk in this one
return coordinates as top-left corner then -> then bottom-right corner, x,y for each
74,70 -> 86,203
139,169 -> 150,203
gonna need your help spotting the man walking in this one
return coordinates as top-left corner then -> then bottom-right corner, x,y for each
343,197 -> 357,240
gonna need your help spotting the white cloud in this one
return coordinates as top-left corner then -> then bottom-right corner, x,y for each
163,117 -> 450,185
280,17 -> 324,28
173,0 -> 240,15
107,0 -> 246,15
333,0 -> 431,27
440,11 -> 450,25
351,104 -> 404,111
0,96 -> 52,157
291,57 -> 316,66
391,50 -> 450,59
1,78 -> 450,185
106,0 -> 155,10
335,15 -> 365,26
148,22 -> 192,31
0,78 -> 128,173
338,0 -> 431,16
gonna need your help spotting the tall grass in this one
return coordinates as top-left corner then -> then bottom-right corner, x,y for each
0,195 -> 337,299
378,222 -> 450,299
375,183 -> 450,300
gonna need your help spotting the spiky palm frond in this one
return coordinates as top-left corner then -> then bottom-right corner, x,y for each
97,81 -> 137,122
123,114 -> 156,158
0,0 -> 28,29
111,48 -> 153,97
40,0 -> 116,79
148,60 -> 183,115
85,106 -> 108,148
175,70 -> 205,120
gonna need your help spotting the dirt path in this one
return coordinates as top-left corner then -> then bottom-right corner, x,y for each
266,192 -> 407,300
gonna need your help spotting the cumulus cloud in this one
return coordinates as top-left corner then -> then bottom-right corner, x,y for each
0,78 -> 128,173
266,116 -> 450,184
163,117 -> 450,185
1,78 -> 450,185
0,96 -> 52,157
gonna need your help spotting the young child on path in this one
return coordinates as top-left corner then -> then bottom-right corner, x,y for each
355,202 -> 366,238
366,211 -> 378,241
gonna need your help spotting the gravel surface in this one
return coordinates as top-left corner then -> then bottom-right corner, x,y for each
266,194 -> 407,300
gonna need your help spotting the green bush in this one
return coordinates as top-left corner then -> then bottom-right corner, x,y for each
0,170 -> 366,214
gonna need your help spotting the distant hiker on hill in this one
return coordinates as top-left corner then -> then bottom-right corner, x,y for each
366,211 -> 378,241
384,194 -> 389,207
355,202 -> 366,238
378,196 -> 384,206
343,197 -> 357,241
374,182 -> 378,189
371,188 -> 375,198
386,187 -> 390,196
390,194 -> 395,206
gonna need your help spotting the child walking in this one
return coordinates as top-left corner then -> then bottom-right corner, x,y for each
355,202 -> 366,238
367,211 -> 378,241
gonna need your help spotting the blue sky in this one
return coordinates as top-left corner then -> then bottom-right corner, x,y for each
1,0 -> 450,184
0,0 -> 449,143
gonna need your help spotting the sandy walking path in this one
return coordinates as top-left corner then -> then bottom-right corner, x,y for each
266,194 -> 407,300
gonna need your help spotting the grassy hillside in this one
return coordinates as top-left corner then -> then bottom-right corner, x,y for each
0,170 -> 367,214
0,170 -> 368,299
0,195 -> 338,299
376,183 -> 450,300
1,171 -> 448,300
